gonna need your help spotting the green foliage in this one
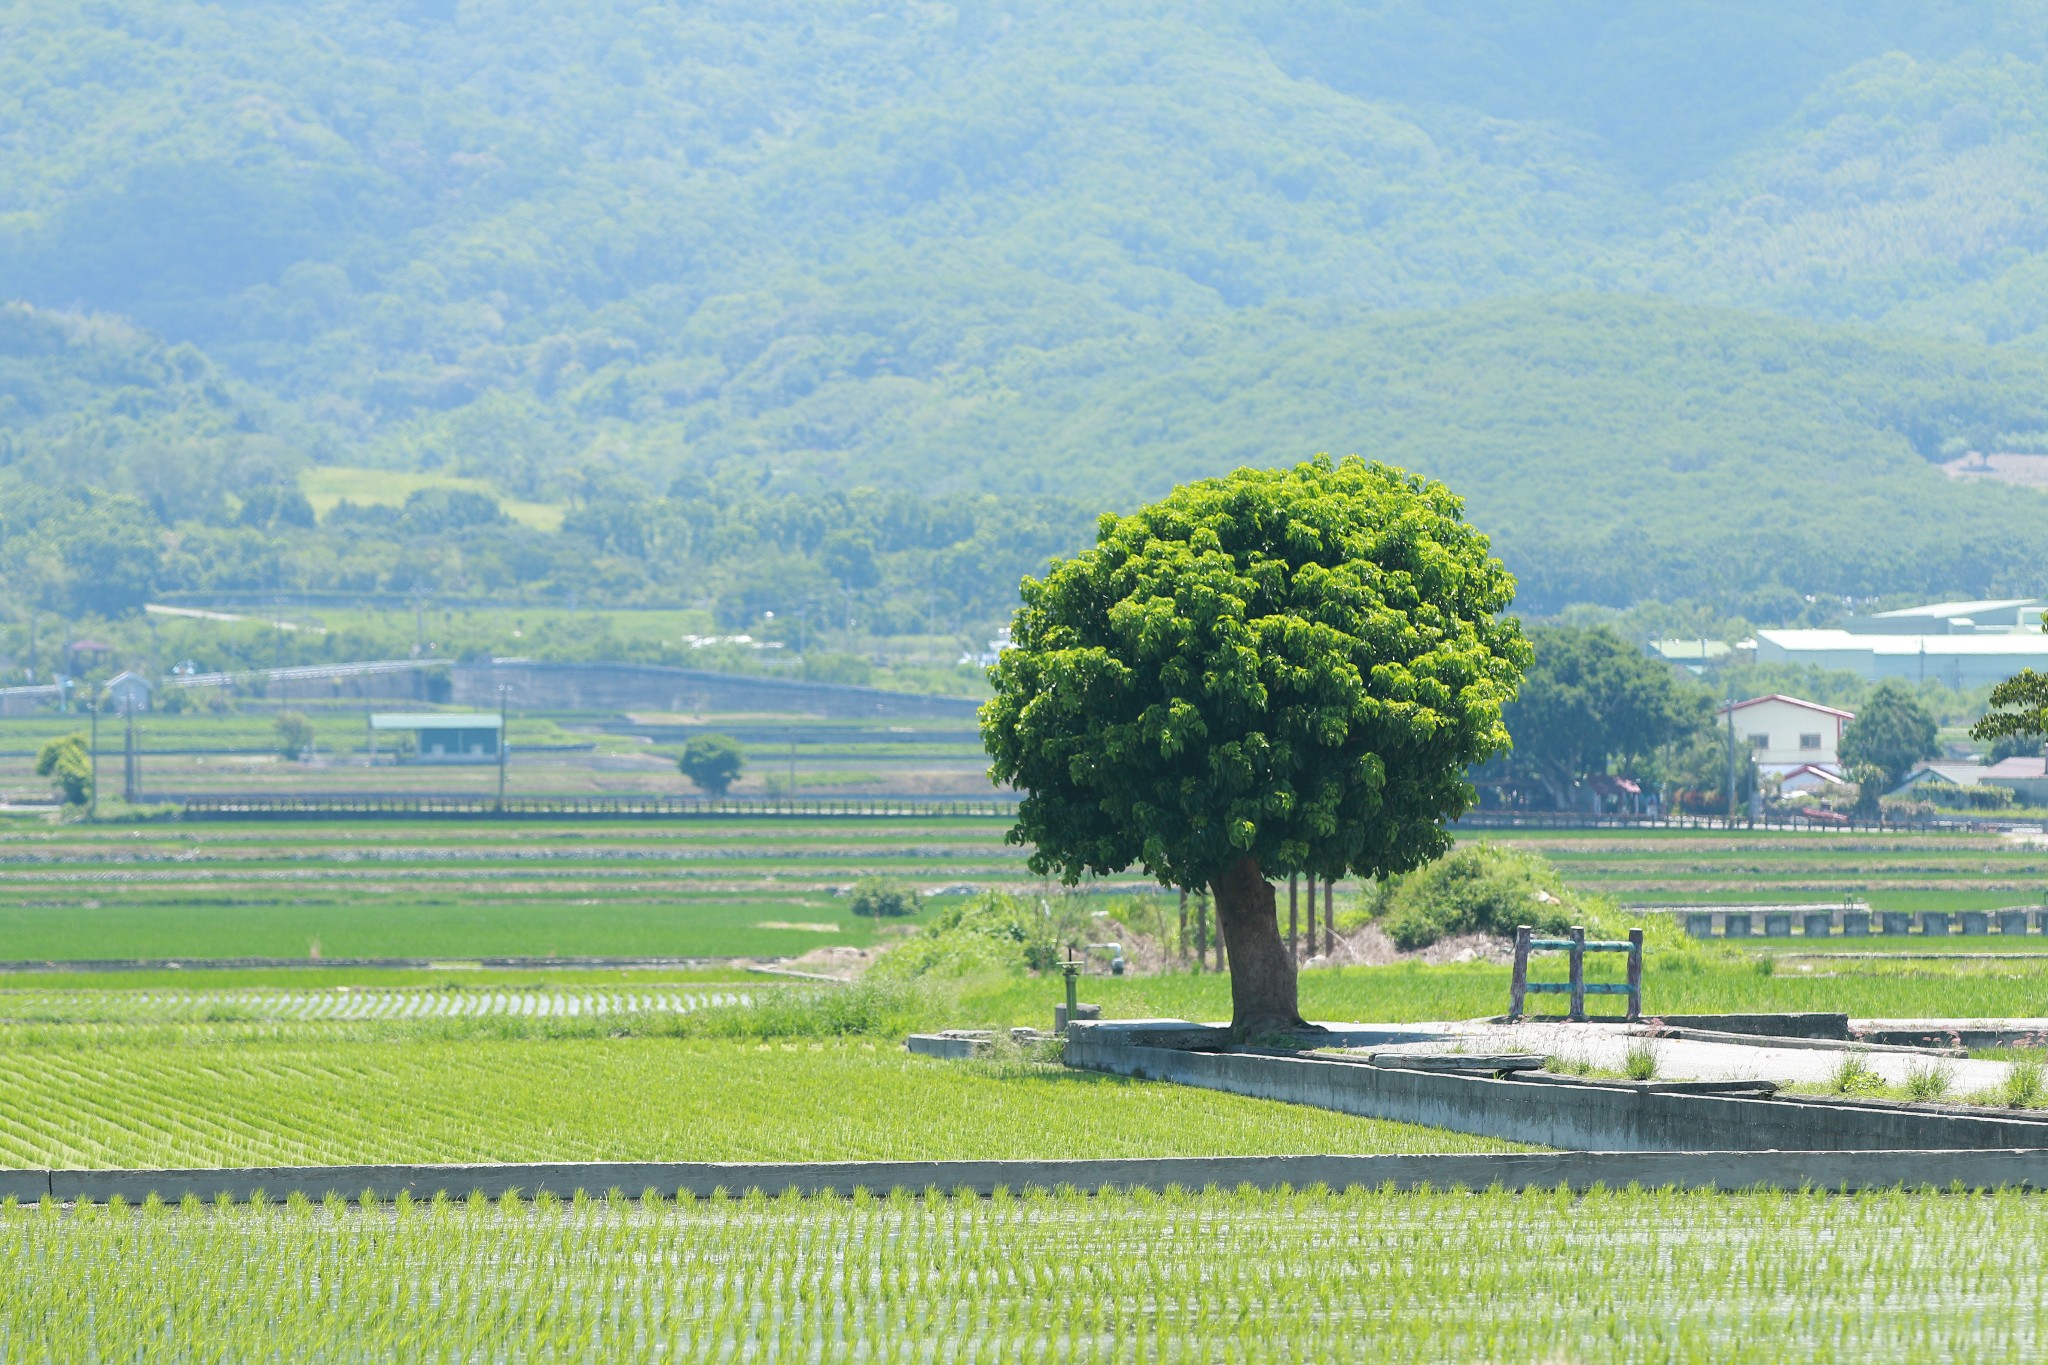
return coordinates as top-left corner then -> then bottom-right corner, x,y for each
1499,625 -> 1713,806
984,457 -> 1529,892
1369,843 -> 1599,951
1974,669 -> 2048,750
13,7 -> 2048,627
676,734 -> 744,795
272,710 -> 314,761
1840,680 -> 1940,791
32,733 -> 90,807
869,893 -> 1083,982
846,876 -> 922,920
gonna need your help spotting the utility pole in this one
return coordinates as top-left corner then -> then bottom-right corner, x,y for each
274,594 -> 287,709
87,693 -> 99,821
496,684 -> 510,808
1724,680 -> 1738,828
123,695 -> 137,803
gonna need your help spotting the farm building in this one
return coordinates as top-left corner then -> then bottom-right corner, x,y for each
104,671 -> 153,713
1892,757 -> 2048,805
1716,694 -> 1854,775
370,712 -> 502,764
1755,597 -> 2048,686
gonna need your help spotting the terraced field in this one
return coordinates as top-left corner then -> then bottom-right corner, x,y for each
0,814 -> 1066,961
1490,826 -> 2048,917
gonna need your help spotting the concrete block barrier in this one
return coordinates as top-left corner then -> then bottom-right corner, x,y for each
22,1151 -> 2048,1203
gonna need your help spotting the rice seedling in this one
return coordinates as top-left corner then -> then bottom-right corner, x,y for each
1,1186 -> 2046,1359
0,1032 -> 1526,1168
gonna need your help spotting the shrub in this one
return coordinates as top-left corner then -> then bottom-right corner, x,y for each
848,876 -> 922,919
274,711 -> 314,761
677,734 -> 744,795
1371,843 -> 1594,951
33,733 -> 91,807
869,892 -> 1084,981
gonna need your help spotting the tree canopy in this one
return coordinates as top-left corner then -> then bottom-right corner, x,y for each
1501,624 -> 1713,808
13,6 -> 2048,628
1840,680 -> 1940,792
982,456 -> 1528,1035
677,734 -> 745,797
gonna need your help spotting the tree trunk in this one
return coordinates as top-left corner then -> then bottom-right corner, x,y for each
1211,853 -> 1308,1040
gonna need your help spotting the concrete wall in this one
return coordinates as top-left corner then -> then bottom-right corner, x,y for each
1064,1029 -> 2048,1152
30,1151 -> 2048,1203
453,661 -> 979,719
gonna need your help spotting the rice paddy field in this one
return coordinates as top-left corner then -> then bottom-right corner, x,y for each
0,1028 -> 1513,1168
0,813 -> 1050,961
0,709 -> 994,801
1492,825 -> 2048,918
8,1186 -> 2047,1359
7,814 -> 2048,1355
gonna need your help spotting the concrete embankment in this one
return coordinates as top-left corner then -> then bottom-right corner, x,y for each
1063,1021 -> 2048,1153
24,1151 -> 2048,1204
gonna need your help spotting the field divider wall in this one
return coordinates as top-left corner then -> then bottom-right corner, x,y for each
22,1151 -> 2048,1203
1063,1024 -> 2048,1152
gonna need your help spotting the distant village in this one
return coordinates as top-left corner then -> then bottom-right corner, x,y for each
1645,597 -> 2048,819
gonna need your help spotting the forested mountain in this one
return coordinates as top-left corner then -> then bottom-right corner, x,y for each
12,0 -> 2048,628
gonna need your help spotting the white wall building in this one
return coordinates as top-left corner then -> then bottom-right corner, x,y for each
1716,694 -> 1854,771
1754,629 -> 2048,687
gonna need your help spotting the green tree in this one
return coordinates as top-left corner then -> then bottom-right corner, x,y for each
678,733 -> 745,795
981,456 -> 1529,1038
1840,679 -> 1939,792
1975,669 -> 2048,753
34,732 -> 91,807
1501,625 -> 1712,809
274,710 -> 314,761
848,876 -> 922,918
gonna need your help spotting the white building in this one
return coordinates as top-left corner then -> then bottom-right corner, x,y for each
1753,629 -> 2048,687
1717,694 -> 1854,773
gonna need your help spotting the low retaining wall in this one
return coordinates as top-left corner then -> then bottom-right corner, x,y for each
1064,1025 -> 2048,1152
24,1152 -> 2048,1203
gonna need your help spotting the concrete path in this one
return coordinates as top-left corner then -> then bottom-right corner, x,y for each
1326,1020 -> 2020,1096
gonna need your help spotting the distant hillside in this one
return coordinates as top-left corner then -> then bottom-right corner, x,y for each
12,1 -> 2048,622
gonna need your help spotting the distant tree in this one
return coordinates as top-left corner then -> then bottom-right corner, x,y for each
34,733 -> 91,807
398,487 -> 505,535
982,456 -> 1528,1039
1975,670 -> 2048,756
678,733 -> 745,795
848,875 -> 922,918
819,530 -> 879,590
1502,625 -> 1713,809
1841,680 -> 1939,793
236,485 -> 317,530
274,710 -> 315,761
1989,732 -> 2044,763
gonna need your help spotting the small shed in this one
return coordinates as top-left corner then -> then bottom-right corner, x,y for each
370,712 -> 503,764
105,671 -> 153,713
